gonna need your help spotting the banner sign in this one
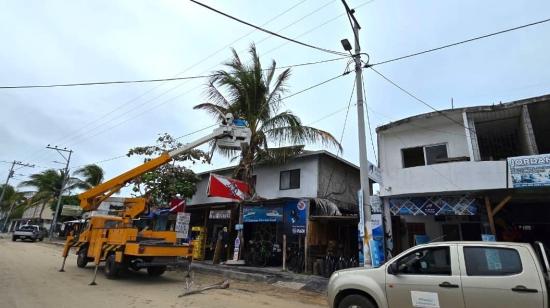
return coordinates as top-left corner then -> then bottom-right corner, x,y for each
175,212 -> 191,239
508,154 -> 550,188
370,195 -> 382,214
243,206 -> 283,223
283,199 -> 308,234
389,196 -> 478,216
207,173 -> 250,200
369,238 -> 385,268
368,161 -> 382,183
209,209 -> 231,220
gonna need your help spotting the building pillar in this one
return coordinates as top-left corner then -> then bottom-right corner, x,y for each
520,105 -> 539,155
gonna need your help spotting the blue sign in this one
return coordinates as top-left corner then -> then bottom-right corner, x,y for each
369,238 -> 385,267
243,206 -> 283,223
508,154 -> 550,188
284,199 -> 307,234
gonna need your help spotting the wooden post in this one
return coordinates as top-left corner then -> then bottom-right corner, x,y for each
282,234 -> 287,271
484,196 -> 496,235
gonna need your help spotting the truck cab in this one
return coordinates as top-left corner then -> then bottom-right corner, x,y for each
328,241 -> 550,308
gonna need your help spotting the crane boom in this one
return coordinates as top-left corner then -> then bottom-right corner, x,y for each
79,116 -> 251,212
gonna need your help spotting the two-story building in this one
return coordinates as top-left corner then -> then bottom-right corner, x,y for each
186,150 -> 379,271
377,94 -> 550,254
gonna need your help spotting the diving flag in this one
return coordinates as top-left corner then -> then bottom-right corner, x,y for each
207,174 -> 250,201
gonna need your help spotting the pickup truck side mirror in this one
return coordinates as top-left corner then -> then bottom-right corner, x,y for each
388,262 -> 399,275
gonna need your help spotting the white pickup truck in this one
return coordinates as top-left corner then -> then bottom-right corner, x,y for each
328,241 -> 549,308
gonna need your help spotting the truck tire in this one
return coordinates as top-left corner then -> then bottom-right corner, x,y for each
76,249 -> 88,268
12,236 -> 17,242
147,266 -> 166,277
104,254 -> 120,279
338,294 -> 376,308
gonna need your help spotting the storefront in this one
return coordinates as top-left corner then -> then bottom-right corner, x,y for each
386,195 -> 483,254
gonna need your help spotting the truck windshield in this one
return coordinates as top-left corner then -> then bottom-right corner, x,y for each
19,226 -> 36,231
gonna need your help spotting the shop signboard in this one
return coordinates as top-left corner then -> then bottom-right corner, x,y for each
283,199 -> 308,234
368,161 -> 382,183
369,238 -> 385,268
175,212 -> 191,239
243,206 -> 283,223
209,209 -> 231,220
508,154 -> 550,188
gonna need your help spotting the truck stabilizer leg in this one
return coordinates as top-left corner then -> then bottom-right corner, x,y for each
89,264 -> 99,286
59,256 -> 67,272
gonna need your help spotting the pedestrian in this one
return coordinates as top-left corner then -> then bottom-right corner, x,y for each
212,227 -> 229,264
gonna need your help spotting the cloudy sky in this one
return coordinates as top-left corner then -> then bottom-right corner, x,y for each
1,0 -> 549,192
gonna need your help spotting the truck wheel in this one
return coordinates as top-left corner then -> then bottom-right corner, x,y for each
338,294 -> 376,308
76,249 -> 88,268
147,266 -> 166,277
11,236 -> 17,242
104,254 -> 120,279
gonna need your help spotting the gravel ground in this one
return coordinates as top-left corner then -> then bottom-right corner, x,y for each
0,238 -> 326,308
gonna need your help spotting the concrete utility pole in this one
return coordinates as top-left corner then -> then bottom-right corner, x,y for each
1,160 -> 35,232
341,0 -> 373,268
46,145 -> 73,240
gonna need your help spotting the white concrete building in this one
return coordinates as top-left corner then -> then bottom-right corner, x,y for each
377,94 -> 550,253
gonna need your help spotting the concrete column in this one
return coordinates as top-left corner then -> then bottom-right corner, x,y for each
463,112 -> 480,161
520,105 -> 539,155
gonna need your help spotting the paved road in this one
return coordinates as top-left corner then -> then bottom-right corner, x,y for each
0,238 -> 326,308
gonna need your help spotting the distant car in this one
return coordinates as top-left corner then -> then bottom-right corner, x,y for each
12,225 -> 45,242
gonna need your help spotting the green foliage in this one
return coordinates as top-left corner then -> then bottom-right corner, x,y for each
74,164 -> 104,189
194,44 -> 341,191
127,133 -> 208,206
49,195 -> 80,213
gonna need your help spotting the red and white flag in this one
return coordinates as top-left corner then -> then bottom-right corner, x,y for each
207,174 -> 250,201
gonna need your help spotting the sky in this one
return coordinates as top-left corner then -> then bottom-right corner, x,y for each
1,0 -> 550,193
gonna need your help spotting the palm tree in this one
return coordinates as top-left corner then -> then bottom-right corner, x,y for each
74,164 -> 104,189
1,184 -> 25,231
19,169 -> 79,218
194,44 -> 341,191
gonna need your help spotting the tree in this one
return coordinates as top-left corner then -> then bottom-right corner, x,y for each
74,164 -> 104,189
194,44 -> 341,191
127,133 -> 209,206
1,184 -> 24,217
19,169 -> 80,218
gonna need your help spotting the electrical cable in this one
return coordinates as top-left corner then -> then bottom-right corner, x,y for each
17,0 -> 310,164
369,17 -> 550,67
0,57 -> 347,89
369,66 -> 474,133
361,76 -> 378,164
322,78 -> 356,197
71,71 -> 350,167
188,0 -> 347,56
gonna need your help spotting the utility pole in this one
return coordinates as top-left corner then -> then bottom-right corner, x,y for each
46,145 -> 73,240
1,160 -> 34,232
341,0 -> 373,268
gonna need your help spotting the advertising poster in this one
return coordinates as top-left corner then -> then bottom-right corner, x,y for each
175,212 -> 191,239
243,206 -> 283,223
283,199 -> 308,234
508,154 -> 550,188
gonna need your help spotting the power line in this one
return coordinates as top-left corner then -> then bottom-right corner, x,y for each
361,76 -> 377,164
188,0 -> 347,57
368,66 -> 472,133
18,0 -> 310,164
369,17 -> 550,67
0,57 -> 347,89
73,71 -> 350,168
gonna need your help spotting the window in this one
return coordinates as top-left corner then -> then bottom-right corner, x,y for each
463,247 -> 522,276
394,246 -> 451,275
425,144 -> 448,165
280,169 -> 300,190
402,147 -> 425,168
402,144 -> 449,168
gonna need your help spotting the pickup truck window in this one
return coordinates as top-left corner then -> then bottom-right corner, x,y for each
395,246 -> 451,275
463,247 -> 522,276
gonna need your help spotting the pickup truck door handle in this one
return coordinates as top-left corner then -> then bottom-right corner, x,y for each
512,285 -> 538,293
438,282 -> 459,288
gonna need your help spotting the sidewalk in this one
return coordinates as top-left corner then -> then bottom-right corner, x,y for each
191,261 -> 328,293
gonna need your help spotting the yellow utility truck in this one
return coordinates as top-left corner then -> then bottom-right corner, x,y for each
60,114 -> 250,285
